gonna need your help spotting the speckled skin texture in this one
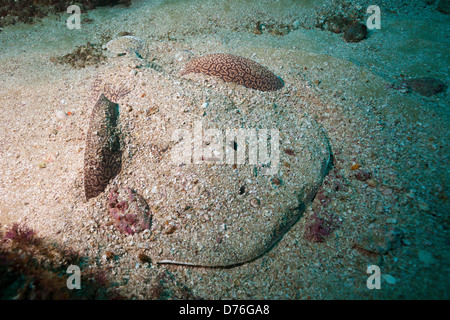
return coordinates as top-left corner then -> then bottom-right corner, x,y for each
180,53 -> 284,91
84,94 -> 122,200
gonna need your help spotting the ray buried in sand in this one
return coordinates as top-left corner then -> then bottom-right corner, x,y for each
170,120 -> 280,175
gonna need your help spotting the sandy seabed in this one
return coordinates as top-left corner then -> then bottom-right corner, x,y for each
0,0 -> 448,299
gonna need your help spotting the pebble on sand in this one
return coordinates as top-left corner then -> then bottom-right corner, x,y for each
386,218 -> 397,224
44,152 -> 57,163
382,274 -> 397,285
55,110 -> 67,120
344,21 -> 368,43
366,179 -> 378,187
402,77 -> 446,97
418,202 -> 430,211
250,198 -> 260,208
355,170 -> 372,182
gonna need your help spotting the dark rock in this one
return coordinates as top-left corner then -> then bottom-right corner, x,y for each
344,21 -> 368,43
117,31 -> 133,37
402,77 -> 447,97
437,0 -> 450,13
355,170 -> 372,182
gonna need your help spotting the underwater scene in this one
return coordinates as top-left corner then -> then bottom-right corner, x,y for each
0,0 -> 448,300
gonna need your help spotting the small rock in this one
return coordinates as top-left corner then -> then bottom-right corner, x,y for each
118,31 -> 133,37
355,170 -> 372,182
405,190 -> 416,198
284,148 -> 295,156
386,218 -> 397,224
344,21 -> 368,43
146,107 -> 159,116
55,110 -> 67,120
292,20 -> 300,30
138,253 -> 151,264
382,274 -> 397,285
192,185 -> 201,195
165,225 -> 177,235
271,177 -> 282,186
105,251 -> 114,260
38,162 -> 47,168
250,198 -> 260,208
350,163 -> 360,170
402,238 -> 412,246
382,188 -> 393,196
44,152 -> 57,163
418,202 -> 430,211
366,179 -> 378,187
437,0 -> 450,14
398,87 -> 409,94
